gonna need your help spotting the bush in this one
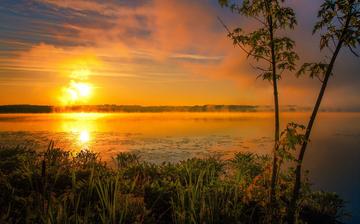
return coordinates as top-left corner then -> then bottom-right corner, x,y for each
0,146 -> 348,224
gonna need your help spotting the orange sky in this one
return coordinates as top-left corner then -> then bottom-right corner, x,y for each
0,0 -> 359,109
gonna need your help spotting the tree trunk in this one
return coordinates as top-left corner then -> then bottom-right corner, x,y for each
265,4 -> 280,224
267,1 -> 280,209
287,6 -> 353,222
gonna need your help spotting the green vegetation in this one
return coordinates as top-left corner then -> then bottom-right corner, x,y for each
218,1 -> 359,223
0,143 -> 348,224
0,0 -> 357,223
289,1 -> 360,222
218,0 -> 299,217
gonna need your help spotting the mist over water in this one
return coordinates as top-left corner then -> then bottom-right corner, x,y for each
0,112 -> 359,223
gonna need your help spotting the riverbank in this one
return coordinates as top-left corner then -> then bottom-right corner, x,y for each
0,144 -> 348,223
0,104 -> 315,113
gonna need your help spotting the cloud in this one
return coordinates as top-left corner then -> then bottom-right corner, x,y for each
3,43 -> 101,75
1,0 -> 359,108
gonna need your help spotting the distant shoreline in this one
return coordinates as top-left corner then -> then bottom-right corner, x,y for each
0,104 -> 357,113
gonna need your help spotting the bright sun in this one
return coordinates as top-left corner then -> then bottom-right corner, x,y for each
61,68 -> 94,105
65,81 -> 92,102
73,82 -> 91,97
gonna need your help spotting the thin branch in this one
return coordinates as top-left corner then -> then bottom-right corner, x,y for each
331,36 -> 337,52
336,11 -> 345,26
348,45 -> 359,57
217,16 -> 249,53
327,43 -> 335,54
279,69 -> 285,76
315,75 -> 324,83
254,15 -> 267,26
250,63 -> 271,72
217,16 -> 272,63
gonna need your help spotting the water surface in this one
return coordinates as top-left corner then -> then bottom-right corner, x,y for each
0,112 -> 359,223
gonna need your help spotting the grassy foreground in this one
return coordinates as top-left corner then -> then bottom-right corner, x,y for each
0,143 -> 348,224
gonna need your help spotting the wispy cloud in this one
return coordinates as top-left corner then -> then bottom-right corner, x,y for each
0,0 -> 359,107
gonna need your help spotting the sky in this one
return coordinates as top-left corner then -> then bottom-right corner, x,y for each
0,0 -> 359,109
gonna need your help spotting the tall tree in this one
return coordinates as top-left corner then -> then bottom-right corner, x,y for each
287,0 -> 359,223
218,0 -> 298,210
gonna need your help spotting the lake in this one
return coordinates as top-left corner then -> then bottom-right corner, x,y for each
0,112 -> 359,223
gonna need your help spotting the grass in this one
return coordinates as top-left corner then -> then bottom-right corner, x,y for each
0,143 -> 349,224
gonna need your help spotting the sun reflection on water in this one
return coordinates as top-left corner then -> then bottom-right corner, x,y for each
59,113 -> 105,152
79,130 -> 90,143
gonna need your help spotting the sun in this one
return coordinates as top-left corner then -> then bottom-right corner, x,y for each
59,68 -> 95,105
61,81 -> 93,105
64,81 -> 92,102
73,82 -> 91,97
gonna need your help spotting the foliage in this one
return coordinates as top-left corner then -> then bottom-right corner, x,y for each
277,122 -> 306,163
288,1 -> 359,223
114,152 -> 140,169
218,2 -> 300,216
300,191 -> 350,224
313,0 -> 360,53
0,145 -> 349,224
218,0 -> 299,80
297,0 -> 359,81
297,62 -> 331,82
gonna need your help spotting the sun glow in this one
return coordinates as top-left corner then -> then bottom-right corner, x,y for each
72,82 -> 91,98
62,81 -> 93,103
60,113 -> 101,147
60,68 -> 94,105
79,130 -> 90,143
70,68 -> 91,80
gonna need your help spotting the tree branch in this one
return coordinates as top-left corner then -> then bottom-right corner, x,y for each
348,45 -> 359,57
316,75 -> 324,83
254,15 -> 267,26
217,16 -> 272,63
250,63 -> 271,72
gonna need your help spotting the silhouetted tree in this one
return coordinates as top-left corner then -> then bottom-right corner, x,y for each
287,0 -> 359,223
218,0 -> 298,214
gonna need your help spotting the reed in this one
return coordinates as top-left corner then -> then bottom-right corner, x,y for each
0,145 -> 348,223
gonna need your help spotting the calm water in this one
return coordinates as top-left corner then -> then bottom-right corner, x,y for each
0,112 -> 359,223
